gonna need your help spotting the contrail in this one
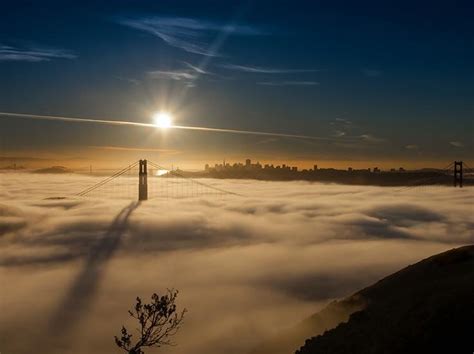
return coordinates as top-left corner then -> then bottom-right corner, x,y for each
0,111 -> 338,141
0,111 -> 154,128
170,124 -> 334,140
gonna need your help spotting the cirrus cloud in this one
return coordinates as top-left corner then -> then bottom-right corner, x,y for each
0,44 -> 76,62
118,16 -> 266,56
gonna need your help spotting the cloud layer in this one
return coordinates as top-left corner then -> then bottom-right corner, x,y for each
257,81 -> 319,86
219,64 -> 318,74
0,173 -> 473,354
119,16 -> 265,56
0,44 -> 76,62
147,61 -> 213,87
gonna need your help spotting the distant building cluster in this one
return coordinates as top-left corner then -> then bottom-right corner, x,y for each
205,159 -> 300,173
0,163 -> 25,170
204,159 -> 407,174
171,159 -> 468,187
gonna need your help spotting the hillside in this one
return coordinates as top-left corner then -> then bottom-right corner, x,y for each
32,166 -> 72,174
296,245 -> 474,354
251,295 -> 363,354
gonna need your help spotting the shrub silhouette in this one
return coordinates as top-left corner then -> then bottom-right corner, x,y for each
114,290 -> 186,354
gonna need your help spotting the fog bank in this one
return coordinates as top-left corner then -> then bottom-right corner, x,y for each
0,173 -> 472,354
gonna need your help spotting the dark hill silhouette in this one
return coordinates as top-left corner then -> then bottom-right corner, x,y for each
252,245 -> 474,354
32,166 -> 72,174
251,295 -> 364,354
295,245 -> 474,354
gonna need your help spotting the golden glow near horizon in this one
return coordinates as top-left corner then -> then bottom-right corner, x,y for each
153,112 -> 173,129
156,169 -> 169,176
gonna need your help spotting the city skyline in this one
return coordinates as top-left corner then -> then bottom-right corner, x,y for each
0,154 -> 466,172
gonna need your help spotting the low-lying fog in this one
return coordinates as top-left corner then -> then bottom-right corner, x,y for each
1,173 -> 473,354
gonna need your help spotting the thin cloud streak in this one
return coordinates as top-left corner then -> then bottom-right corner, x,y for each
0,111 -> 154,128
334,118 -> 353,126
148,70 -> 198,81
449,141 -> 463,148
113,76 -> 140,85
172,13 -> 257,99
147,62 -> 213,87
0,111 -> 382,143
183,61 -> 209,74
220,63 -> 319,74
118,16 -> 265,56
257,81 -> 319,86
359,134 -> 387,143
0,44 -> 76,62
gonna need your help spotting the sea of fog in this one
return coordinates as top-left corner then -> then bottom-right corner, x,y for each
0,173 -> 473,354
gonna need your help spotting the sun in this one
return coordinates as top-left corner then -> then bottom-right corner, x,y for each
153,112 -> 173,128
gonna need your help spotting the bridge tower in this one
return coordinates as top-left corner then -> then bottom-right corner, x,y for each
139,159 -> 148,200
454,161 -> 463,188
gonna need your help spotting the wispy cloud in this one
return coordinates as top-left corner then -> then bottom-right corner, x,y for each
183,61 -> 209,74
220,63 -> 319,74
334,118 -> 353,126
359,134 -> 387,143
257,81 -> 319,86
118,16 -> 265,56
449,141 -> 463,148
147,61 -> 212,87
405,144 -> 419,150
329,118 -> 386,144
113,76 -> 140,85
0,44 -> 76,62
330,117 -> 354,138
333,130 -> 346,137
148,70 -> 198,81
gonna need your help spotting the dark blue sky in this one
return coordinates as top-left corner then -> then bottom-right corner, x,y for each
0,0 -> 472,168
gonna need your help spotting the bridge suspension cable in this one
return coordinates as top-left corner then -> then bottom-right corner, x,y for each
74,159 -> 240,200
462,161 -> 472,172
76,161 -> 139,197
395,161 -> 458,192
147,160 -> 241,197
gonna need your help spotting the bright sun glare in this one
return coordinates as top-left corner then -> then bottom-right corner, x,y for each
153,112 -> 172,128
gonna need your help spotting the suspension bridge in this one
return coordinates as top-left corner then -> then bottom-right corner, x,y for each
75,159 -> 240,201
72,159 -> 470,202
396,160 -> 469,191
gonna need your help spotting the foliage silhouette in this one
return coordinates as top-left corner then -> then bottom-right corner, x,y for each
114,290 -> 186,354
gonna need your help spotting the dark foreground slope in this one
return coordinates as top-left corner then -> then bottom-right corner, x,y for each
296,245 -> 474,354
251,295 -> 365,354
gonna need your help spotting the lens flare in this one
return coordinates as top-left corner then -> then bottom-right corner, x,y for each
153,112 -> 172,128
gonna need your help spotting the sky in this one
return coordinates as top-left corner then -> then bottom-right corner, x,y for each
0,0 -> 472,169
1,174 -> 473,354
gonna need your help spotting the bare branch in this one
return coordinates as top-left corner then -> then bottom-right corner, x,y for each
114,290 -> 186,354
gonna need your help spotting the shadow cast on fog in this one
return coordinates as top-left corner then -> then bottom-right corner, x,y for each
49,201 -> 140,335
